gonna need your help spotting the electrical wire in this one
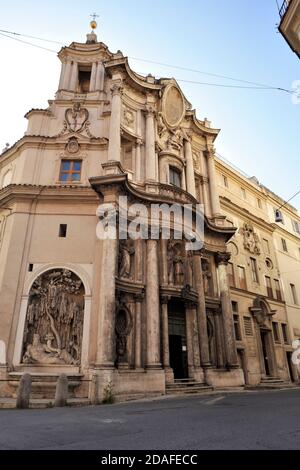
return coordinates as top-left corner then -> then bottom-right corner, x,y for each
0,27 -> 295,95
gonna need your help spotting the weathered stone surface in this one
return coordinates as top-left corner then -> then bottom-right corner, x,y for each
54,374 -> 69,407
16,374 -> 32,409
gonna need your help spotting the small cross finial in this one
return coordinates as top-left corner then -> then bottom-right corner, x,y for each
90,12 -> 99,22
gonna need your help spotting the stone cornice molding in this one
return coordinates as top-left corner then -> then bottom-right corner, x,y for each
220,196 -> 275,234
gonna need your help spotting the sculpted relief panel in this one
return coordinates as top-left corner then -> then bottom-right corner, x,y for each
22,269 -> 85,366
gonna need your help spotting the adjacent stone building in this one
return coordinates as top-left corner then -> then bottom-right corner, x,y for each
0,25 -> 295,401
216,156 -> 300,385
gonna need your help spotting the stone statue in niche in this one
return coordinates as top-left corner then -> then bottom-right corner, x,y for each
240,222 -> 261,255
202,259 -> 213,296
22,269 -> 84,365
119,239 -> 135,280
167,240 -> 185,286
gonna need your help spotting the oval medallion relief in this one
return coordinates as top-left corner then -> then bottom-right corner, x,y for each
163,85 -> 185,128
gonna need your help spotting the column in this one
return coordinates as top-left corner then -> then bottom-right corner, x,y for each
193,251 -> 211,367
161,296 -> 170,368
69,62 -> 78,91
207,151 -> 221,217
62,60 -> 72,90
108,82 -> 123,162
95,62 -> 105,91
135,138 -> 143,182
201,177 -> 211,218
185,139 -> 196,197
145,105 -> 156,181
134,294 -> 144,369
160,238 -> 168,285
90,62 -> 97,92
214,311 -> 225,368
58,62 -> 66,90
215,252 -> 239,367
185,303 -> 195,378
146,240 -> 161,368
96,234 -> 118,368
181,166 -> 187,191
191,307 -> 201,369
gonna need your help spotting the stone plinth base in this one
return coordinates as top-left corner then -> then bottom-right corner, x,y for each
164,367 -> 174,384
0,366 -> 12,398
90,368 -> 165,403
193,367 -> 205,383
205,367 -> 245,388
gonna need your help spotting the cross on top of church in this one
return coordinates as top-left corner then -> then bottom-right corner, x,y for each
90,12 -> 99,31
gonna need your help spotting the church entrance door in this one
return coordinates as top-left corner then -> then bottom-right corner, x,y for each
168,300 -> 188,379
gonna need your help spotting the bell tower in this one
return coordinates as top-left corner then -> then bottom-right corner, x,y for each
56,15 -> 112,99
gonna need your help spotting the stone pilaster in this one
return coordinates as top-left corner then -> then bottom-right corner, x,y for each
146,239 -> 161,369
96,220 -> 118,368
201,177 -> 211,218
145,105 -> 156,181
185,303 -> 195,378
193,251 -> 211,367
215,252 -> 239,368
108,82 -> 123,162
207,150 -> 221,217
58,62 -> 66,90
95,62 -> 105,91
62,60 -> 72,90
90,62 -> 97,92
185,139 -> 196,197
69,62 -> 78,91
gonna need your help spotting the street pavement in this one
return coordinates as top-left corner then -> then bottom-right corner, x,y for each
1,389 -> 300,450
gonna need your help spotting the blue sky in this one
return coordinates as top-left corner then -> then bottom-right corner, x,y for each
0,0 -> 299,208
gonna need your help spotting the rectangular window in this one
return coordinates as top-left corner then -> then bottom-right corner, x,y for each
28,263 -> 33,272
265,276 -> 273,298
233,314 -> 242,341
222,175 -> 228,188
290,284 -> 298,305
272,322 -> 280,343
292,219 -> 300,234
241,187 -> 246,200
257,198 -> 262,209
263,238 -> 270,254
244,317 -> 253,336
227,262 -> 235,287
274,279 -> 282,301
281,324 -> 289,344
250,257 -> 259,283
60,160 -> 82,182
169,167 -> 181,188
281,238 -> 288,252
59,224 -> 67,238
237,266 -> 247,290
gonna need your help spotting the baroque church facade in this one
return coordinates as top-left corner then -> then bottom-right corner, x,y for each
0,26 -> 293,401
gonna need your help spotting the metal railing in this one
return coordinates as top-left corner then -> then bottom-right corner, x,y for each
279,0 -> 292,18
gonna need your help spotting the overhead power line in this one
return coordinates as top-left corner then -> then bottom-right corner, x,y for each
0,27 -> 295,95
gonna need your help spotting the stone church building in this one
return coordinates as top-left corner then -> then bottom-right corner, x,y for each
0,26 -> 293,401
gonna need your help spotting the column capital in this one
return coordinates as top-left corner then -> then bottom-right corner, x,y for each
134,292 -> 145,303
161,295 -> 170,305
135,137 -> 144,147
111,82 -> 123,97
215,251 -> 231,266
145,104 -> 156,116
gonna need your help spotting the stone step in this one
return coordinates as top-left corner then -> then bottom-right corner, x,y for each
166,381 -> 206,389
166,385 -> 213,395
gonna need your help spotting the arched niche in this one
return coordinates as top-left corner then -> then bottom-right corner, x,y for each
22,268 -> 85,366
